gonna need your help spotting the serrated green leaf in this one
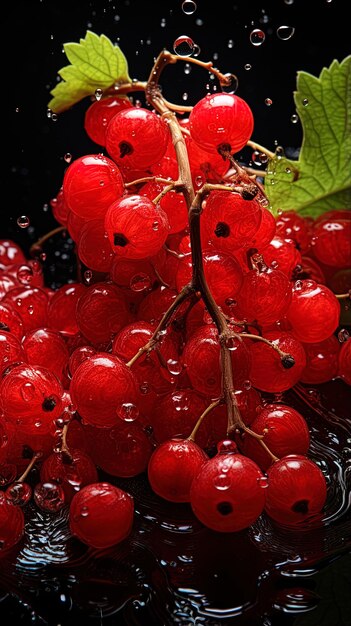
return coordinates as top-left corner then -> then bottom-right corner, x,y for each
265,55 -> 351,218
48,31 -> 131,114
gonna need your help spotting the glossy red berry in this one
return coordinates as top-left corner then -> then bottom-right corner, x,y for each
77,219 -> 114,273
190,444 -> 266,532
0,330 -> 25,375
40,449 -> 98,503
0,363 -> 64,434
75,282 -> 130,345
34,481 -> 66,512
239,404 -> 310,470
275,210 -> 311,254
286,279 -> 340,343
84,96 -> 132,146
50,187 -> 70,227
201,190 -> 262,252
149,389 -> 208,445
69,482 -> 134,548
47,283 -> 86,336
262,236 -> 302,278
68,346 -> 96,376
312,216 -> 351,268
189,93 -> 254,154
265,455 -> 327,527
5,481 -> 32,506
63,154 -> 124,220
248,331 -> 307,393
0,240 -> 26,267
105,194 -> 170,259
110,255 -> 157,292
0,302 -> 24,339
237,263 -> 292,326
22,328 -> 69,384
300,335 -> 341,384
3,286 -> 49,333
0,492 -> 25,551
106,107 -> 170,171
148,438 -> 208,502
70,353 -> 138,428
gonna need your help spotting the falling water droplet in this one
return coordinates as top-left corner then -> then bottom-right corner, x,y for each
338,329 -> 350,342
182,0 -> 197,15
184,63 -> 191,75
64,152 -> 72,163
84,270 -> 92,284
291,113 -> 299,124
244,63 -> 252,70
228,39 -> 234,49
277,25 -> 295,40
265,98 -> 273,106
173,35 -> 195,57
51,113 -> 58,122
17,215 -> 30,229
221,73 -> 239,94
250,29 -> 265,46
95,88 -> 103,101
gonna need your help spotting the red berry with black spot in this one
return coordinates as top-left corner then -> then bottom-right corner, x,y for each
40,449 -> 98,503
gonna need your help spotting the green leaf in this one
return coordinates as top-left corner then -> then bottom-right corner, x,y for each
48,31 -> 131,114
265,55 -> 351,218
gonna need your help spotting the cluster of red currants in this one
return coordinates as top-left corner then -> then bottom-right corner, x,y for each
0,90 -> 350,551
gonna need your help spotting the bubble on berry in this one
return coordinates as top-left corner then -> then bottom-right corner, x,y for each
17,265 -> 34,285
27,304 -> 34,315
214,472 -> 232,490
265,98 -> 273,106
0,464 -> 17,487
152,221 -> 159,231
291,113 -> 299,124
6,482 -> 32,506
17,215 -> 30,229
130,273 -> 152,292
34,481 -> 65,512
244,63 -> 252,70
217,440 -> 238,455
166,358 -> 183,376
84,269 -> 92,284
20,381 -> 36,402
277,25 -> 295,40
250,29 -> 265,46
173,35 -> 195,57
338,328 -> 350,342
64,152 -> 72,163
117,402 -> 139,422
139,382 -> 150,395
94,88 -> 103,101
182,0 -> 197,14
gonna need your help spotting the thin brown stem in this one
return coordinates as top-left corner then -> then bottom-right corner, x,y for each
246,140 -> 275,160
126,284 -> 194,368
30,226 -> 66,255
240,332 -> 293,360
152,183 -> 175,205
242,166 -> 267,177
188,399 -> 222,442
335,292 -> 351,300
17,452 -> 42,483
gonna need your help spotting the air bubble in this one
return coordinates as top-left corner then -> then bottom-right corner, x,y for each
277,25 -> 295,40
166,358 -> 183,376
64,153 -> 72,163
152,221 -> 159,231
291,114 -> 299,124
17,215 -> 30,229
184,63 -> 191,75
228,39 -> 234,49
214,473 -> 232,490
95,88 -> 103,101
130,273 -> 152,292
84,270 -> 92,284
220,73 -> 239,94
182,92 -> 189,101
244,63 -> 252,70
250,29 -> 265,46
173,35 -> 195,57
117,402 -> 139,422
192,44 -> 201,57
51,113 -> 58,122
182,0 -> 197,15
265,98 -> 273,106
338,329 -> 350,342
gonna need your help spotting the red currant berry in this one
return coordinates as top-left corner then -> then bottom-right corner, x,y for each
189,93 -> 254,154
237,263 -> 292,326
239,404 -> 310,470
339,338 -> 351,385
149,389 -> 208,445
0,330 -> 25,376
75,282 -> 130,345
190,446 -> 266,532
262,236 -> 302,278
286,279 -> 340,343
50,187 -> 70,226
312,216 -> 351,268
40,449 -> 98,503
0,302 -> 24,339
22,328 -> 70,384
106,107 -> 170,170
69,482 -> 134,548
148,438 -> 208,502
0,240 -> 26,267
70,353 -> 138,428
77,219 -> 114,273
84,96 -> 132,146
63,154 -> 124,220
47,283 -> 86,336
300,335 -> 341,384
3,286 -> 49,333
34,481 -> 66,512
5,482 -> 32,506
265,455 -> 327,527
275,211 -> 311,254
109,255 -> 156,292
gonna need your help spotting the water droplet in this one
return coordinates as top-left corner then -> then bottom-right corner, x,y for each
257,476 -> 269,488
214,472 -> 232,490
291,113 -> 299,124
47,108 -> 52,118
244,63 -> 252,70
192,44 -> 201,57
130,273 -> 152,292
17,265 -> 34,284
285,167 -> 291,174
182,0 -> 197,15
17,215 -> 30,229
182,92 -> 188,101
228,39 -> 234,49
64,152 -> 72,163
265,98 -> 273,106
250,29 -> 265,46
95,88 -> 103,101
173,36 -> 195,57
302,98 -> 309,106
166,358 -> 183,376
84,269 -> 92,284
275,146 -> 285,159
294,280 -> 303,291
117,402 -> 139,422
51,113 -> 58,122
160,17 -> 166,27
152,221 -> 159,231
27,304 -> 34,315
338,328 -> 350,342
221,73 -> 239,94
80,505 -> 89,517
184,63 -> 191,75
284,0 -> 294,4
277,25 -> 295,40
259,152 -> 269,164
139,382 -> 150,395
217,440 -> 237,455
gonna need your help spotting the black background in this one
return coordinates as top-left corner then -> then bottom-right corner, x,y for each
1,0 -> 350,253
